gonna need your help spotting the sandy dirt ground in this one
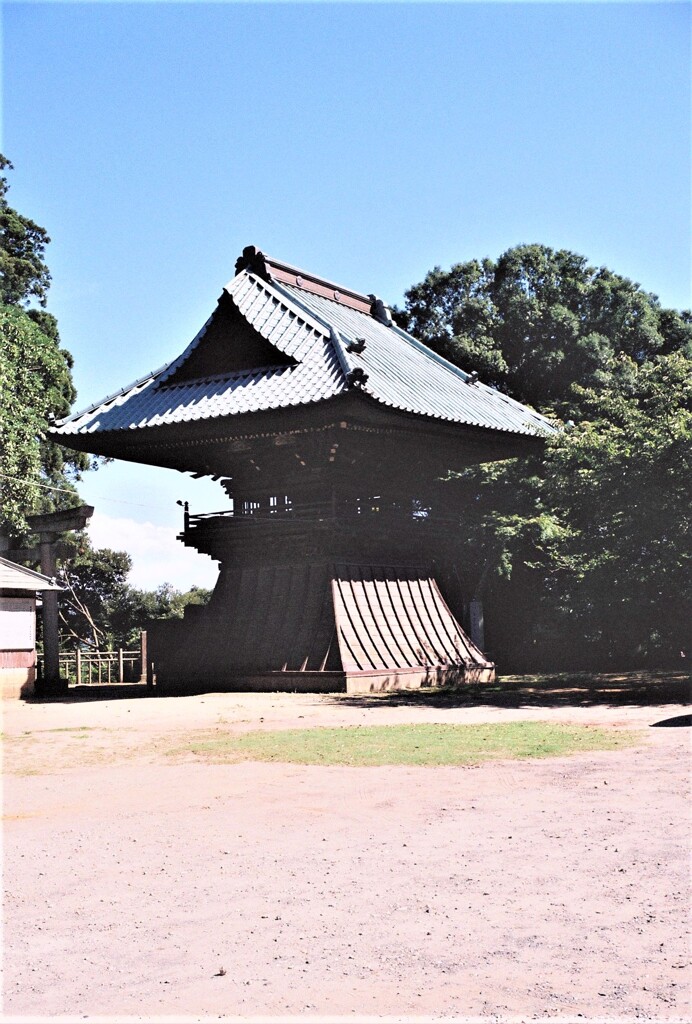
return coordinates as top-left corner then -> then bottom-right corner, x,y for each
2,682 -> 690,1024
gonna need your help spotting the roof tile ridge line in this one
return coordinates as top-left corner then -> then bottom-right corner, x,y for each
157,271 -> 308,387
53,364 -> 166,427
267,277 -> 355,388
330,326 -> 368,389
240,271 -> 335,341
261,252 -> 374,309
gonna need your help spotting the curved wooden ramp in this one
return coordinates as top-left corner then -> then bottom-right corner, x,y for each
332,564 -> 494,692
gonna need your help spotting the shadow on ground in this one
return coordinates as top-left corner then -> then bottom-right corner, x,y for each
650,713 -> 692,728
28,684 -> 153,704
27,672 -> 690,710
324,671 -> 691,711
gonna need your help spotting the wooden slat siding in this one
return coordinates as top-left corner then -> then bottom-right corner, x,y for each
445,590 -> 490,663
354,568 -> 401,670
438,586 -> 477,660
332,577 -> 371,671
382,571 -> 434,667
429,581 -> 488,663
284,565 -> 319,667
305,576 -> 339,670
362,566 -> 411,669
425,577 -> 464,663
335,575 -> 371,671
332,565 -> 492,674
278,564 -> 313,669
372,569 -> 422,667
424,577 -> 468,661
234,566 -> 263,668
226,566 -> 248,668
373,567 -> 418,668
413,576 -> 456,663
247,565 -> 278,669
348,570 -> 397,671
399,577 -> 443,663
264,565 -> 298,671
360,565 -> 403,667
287,564 -> 327,670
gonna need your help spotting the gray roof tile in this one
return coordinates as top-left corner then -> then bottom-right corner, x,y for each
54,263 -> 557,440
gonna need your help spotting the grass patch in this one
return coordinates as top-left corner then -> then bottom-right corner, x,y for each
167,721 -> 640,767
43,726 -> 101,733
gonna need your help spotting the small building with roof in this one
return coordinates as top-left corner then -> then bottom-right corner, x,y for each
51,246 -> 557,692
0,556 -> 62,699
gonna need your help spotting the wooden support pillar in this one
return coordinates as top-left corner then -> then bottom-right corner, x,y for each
140,630 -> 152,686
39,534 -> 61,686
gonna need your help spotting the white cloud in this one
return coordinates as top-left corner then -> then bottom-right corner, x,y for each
87,512 -> 219,592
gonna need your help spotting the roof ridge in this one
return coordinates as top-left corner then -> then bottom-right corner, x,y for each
235,245 -> 393,323
267,277 -> 369,391
387,320 -> 477,386
267,277 -> 353,391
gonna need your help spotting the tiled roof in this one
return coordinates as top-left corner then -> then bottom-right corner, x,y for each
54,252 -> 557,440
278,281 -> 554,436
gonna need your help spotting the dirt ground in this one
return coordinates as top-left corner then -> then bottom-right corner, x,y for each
2,678 -> 690,1024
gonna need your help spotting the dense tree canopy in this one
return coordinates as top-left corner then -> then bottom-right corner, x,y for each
0,155 -> 52,309
0,155 -> 91,533
400,245 -> 691,670
397,243 -> 692,416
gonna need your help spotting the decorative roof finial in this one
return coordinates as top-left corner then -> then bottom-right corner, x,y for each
234,246 -> 270,279
368,295 -> 393,326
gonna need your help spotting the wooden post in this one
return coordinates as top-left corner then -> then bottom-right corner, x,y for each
118,648 -> 124,683
140,630 -> 151,685
39,535 -> 60,686
76,647 -> 82,685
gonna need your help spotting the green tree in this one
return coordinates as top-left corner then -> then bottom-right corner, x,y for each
399,245 -> 692,671
0,155 -> 91,534
107,581 -> 212,649
0,154 -> 52,309
58,540 -> 133,649
57,536 -> 213,650
544,351 -> 691,666
397,243 -> 692,416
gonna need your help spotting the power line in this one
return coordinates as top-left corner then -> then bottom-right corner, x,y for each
0,472 -> 175,512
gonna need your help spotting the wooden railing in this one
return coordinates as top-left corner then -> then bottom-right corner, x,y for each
55,632 -> 149,685
186,498 -> 461,527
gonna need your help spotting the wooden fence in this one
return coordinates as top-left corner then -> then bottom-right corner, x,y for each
57,632 -> 148,685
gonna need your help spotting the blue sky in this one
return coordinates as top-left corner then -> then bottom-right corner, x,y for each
3,1 -> 690,589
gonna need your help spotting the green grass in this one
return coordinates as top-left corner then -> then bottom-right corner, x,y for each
167,721 -> 640,767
